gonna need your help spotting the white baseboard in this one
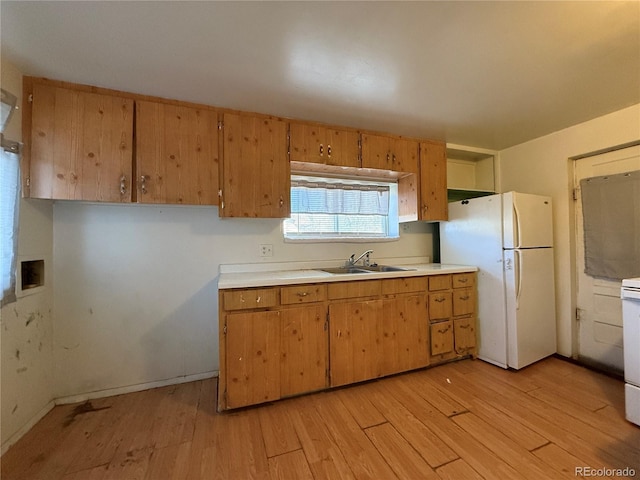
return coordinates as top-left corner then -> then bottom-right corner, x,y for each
55,370 -> 218,405
1,400 -> 55,456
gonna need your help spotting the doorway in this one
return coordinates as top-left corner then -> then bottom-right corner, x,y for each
573,144 -> 640,372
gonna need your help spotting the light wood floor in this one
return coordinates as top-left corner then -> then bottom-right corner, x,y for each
2,356 -> 639,479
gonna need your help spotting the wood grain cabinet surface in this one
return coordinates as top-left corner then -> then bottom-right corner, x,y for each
136,101 -> 219,205
219,113 -> 290,218
419,140 -> 448,221
219,271 -> 476,410
289,122 -> 360,168
29,83 -> 134,201
428,272 -> 478,364
361,133 -> 419,173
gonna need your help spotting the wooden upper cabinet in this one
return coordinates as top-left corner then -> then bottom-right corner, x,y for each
289,122 -> 360,168
220,113 -> 290,218
29,83 -> 133,201
419,140 -> 448,221
135,101 -> 219,205
361,133 -> 419,173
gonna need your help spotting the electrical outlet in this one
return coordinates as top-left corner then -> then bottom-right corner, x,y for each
260,244 -> 273,257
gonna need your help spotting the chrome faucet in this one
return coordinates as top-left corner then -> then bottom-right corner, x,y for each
347,249 -> 373,267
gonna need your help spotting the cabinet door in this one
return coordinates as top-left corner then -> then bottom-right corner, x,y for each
329,300 -> 383,387
420,141 -> 448,221
325,128 -> 360,168
289,122 -> 323,164
454,317 -> 476,353
281,305 -> 328,397
225,310 -> 281,408
382,294 -> 429,375
391,137 -> 419,173
430,320 -> 454,356
30,83 -> 133,201
361,133 -> 392,170
220,113 -> 290,218
136,101 -> 219,205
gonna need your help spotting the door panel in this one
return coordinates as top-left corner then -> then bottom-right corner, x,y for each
574,145 -> 640,370
503,192 -> 553,248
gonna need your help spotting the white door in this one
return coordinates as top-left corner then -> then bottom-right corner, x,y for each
574,145 -> 640,371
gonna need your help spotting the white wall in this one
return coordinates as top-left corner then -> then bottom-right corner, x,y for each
499,104 -> 640,358
52,202 -> 433,400
1,61 -> 55,453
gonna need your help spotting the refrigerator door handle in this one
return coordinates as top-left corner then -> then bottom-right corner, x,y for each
513,202 -> 522,248
515,249 -> 522,309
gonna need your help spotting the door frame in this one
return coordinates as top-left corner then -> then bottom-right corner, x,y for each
570,141 -> 640,369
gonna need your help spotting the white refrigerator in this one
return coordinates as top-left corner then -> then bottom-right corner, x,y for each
440,192 -> 557,369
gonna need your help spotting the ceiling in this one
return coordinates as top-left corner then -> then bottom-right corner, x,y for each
2,1 -> 639,150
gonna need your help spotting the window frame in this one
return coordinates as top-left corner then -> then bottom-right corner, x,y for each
283,174 -> 400,243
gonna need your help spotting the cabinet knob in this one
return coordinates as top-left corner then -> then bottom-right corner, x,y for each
140,175 -> 149,194
279,196 -> 284,207
120,175 -> 127,195
319,144 -> 324,157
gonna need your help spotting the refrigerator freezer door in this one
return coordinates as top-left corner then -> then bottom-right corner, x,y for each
504,247 -> 557,369
503,192 -> 554,249
441,195 -> 508,368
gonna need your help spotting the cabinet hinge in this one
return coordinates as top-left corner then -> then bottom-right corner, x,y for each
576,308 -> 581,322
25,177 -> 30,187
223,324 -> 227,335
28,93 -> 33,103
218,121 -> 223,130
573,187 -> 580,201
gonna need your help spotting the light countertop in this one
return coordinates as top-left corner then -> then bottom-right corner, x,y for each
218,261 -> 477,289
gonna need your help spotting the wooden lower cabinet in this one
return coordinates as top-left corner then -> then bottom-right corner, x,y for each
381,293 -> 429,375
225,310 -> 281,409
428,272 -> 478,364
329,300 -> 383,387
219,271 -> 476,410
281,305 -> 328,397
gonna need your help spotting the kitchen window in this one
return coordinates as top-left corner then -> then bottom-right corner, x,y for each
284,175 -> 399,241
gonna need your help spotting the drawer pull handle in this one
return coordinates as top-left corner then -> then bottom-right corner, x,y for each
437,326 -> 451,334
296,292 -> 309,297
434,297 -> 446,303
458,324 -> 470,329
458,278 -> 468,283
459,295 -> 470,301
256,296 -> 261,303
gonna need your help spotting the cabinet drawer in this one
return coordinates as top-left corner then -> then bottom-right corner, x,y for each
429,292 -> 452,320
453,273 -> 475,289
454,317 -> 476,352
382,276 -> 428,295
223,288 -> 278,311
281,284 -> 327,305
328,280 -> 382,300
430,320 -> 454,356
452,287 -> 475,317
428,275 -> 452,291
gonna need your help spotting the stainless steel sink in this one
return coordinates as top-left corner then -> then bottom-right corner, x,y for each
318,267 -> 373,274
361,265 -> 417,272
317,265 -> 416,274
